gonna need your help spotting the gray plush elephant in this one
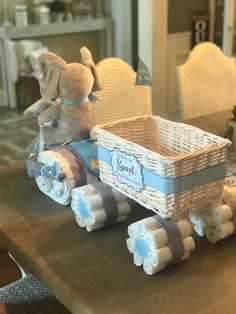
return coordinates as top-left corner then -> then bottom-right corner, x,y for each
24,47 -> 103,150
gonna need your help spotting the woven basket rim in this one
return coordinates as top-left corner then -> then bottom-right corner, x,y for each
93,115 -> 231,162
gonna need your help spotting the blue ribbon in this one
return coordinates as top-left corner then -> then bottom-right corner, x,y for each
69,139 -> 99,176
61,93 -> 98,106
97,145 -> 226,194
61,98 -> 86,106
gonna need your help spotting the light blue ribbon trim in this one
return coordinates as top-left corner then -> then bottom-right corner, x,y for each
61,98 -> 87,106
98,145 -> 111,163
97,145 -> 226,194
61,93 -> 98,106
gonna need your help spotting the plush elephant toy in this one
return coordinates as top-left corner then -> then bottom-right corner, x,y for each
24,47 -> 103,150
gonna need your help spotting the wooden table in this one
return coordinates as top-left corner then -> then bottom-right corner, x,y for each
0,302 -> 6,314
185,109 -> 232,137
0,112 -> 236,313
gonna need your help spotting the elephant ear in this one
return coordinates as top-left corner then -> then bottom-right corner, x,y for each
37,52 -> 67,99
80,47 -> 103,92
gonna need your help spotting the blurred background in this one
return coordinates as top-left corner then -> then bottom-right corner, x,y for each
0,0 -> 235,166
0,1 -> 235,114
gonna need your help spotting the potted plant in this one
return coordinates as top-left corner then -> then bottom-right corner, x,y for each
50,0 -> 65,22
227,105 -> 236,157
232,105 -> 236,121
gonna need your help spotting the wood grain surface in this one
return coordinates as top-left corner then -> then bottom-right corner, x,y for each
0,247 -> 21,288
0,301 -> 6,314
185,109 -> 232,137
0,107 -> 38,165
0,112 -> 236,313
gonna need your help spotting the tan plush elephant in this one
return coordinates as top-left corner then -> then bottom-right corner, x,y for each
24,47 -> 103,148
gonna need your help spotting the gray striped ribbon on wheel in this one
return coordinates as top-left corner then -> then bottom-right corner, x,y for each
57,148 -> 87,187
154,214 -> 185,264
92,181 -> 120,226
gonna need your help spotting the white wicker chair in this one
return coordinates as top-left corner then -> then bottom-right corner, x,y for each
95,57 -> 152,124
176,42 -> 236,120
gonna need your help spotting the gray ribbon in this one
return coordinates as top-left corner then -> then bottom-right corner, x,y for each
60,93 -> 98,106
92,181 -> 119,226
56,148 -> 87,187
154,214 -> 185,265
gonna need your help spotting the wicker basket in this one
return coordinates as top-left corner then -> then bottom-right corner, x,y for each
93,115 -> 230,218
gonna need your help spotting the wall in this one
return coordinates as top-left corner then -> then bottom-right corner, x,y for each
110,0 -> 132,64
0,0 -> 104,63
167,32 -> 191,120
150,1 -> 213,119
0,0 -> 112,106
168,0 -> 209,33
33,33 -> 100,63
138,0 -> 152,74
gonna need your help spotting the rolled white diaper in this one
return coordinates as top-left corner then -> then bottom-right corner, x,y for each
143,252 -> 191,276
206,220 -> 235,243
35,149 -> 97,205
149,236 -> 195,266
191,186 -> 236,243
145,219 -> 192,249
72,182 -> 130,231
126,216 -> 194,275
210,204 -> 233,225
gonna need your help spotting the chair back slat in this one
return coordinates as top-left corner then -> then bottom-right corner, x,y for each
176,42 -> 236,120
95,58 -> 152,125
